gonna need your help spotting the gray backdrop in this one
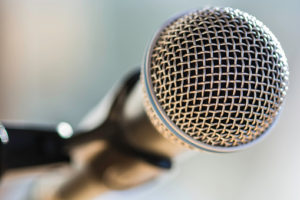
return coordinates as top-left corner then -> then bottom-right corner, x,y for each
0,0 -> 299,199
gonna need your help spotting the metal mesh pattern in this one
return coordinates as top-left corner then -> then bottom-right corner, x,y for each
147,7 -> 288,148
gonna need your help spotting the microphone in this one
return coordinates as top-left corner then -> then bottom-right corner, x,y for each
56,7 -> 289,195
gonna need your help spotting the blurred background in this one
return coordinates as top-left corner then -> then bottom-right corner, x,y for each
0,0 -> 300,199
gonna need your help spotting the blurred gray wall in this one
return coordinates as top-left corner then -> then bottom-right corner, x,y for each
0,0 -> 300,200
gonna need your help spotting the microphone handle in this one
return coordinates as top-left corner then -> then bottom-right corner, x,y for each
69,68 -> 185,158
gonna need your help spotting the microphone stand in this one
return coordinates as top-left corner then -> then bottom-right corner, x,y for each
0,69 -> 185,200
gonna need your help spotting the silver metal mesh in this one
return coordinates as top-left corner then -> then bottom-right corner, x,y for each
143,7 -> 288,150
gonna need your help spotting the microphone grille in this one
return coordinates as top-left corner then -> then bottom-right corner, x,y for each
142,7 -> 289,152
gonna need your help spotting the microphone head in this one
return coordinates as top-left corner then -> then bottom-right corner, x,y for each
141,7 -> 289,152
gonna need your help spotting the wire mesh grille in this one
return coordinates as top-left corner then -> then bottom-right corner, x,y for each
147,7 -> 288,148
